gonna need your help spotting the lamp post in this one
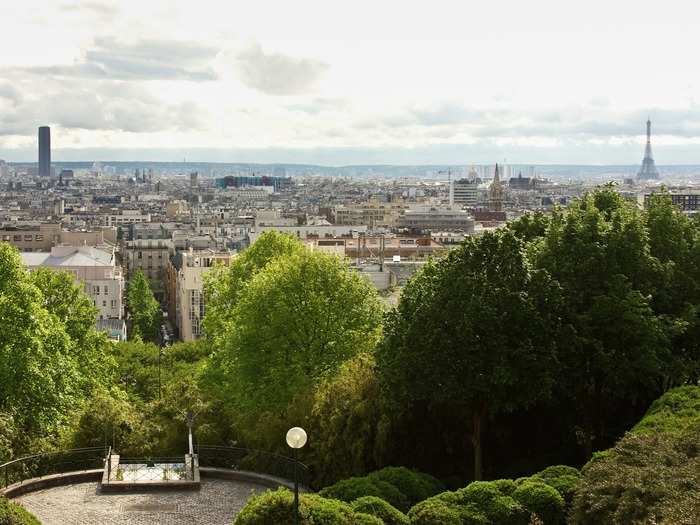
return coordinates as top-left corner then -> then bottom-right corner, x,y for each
286,427 -> 307,525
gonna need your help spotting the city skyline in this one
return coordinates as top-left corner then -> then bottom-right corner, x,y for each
2,1 -> 700,164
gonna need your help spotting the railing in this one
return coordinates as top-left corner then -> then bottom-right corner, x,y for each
197,445 -> 312,489
106,457 -> 194,483
0,447 -> 108,490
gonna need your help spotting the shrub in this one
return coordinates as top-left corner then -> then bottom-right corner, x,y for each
571,429 -> 700,525
512,481 -> 565,525
408,496 -> 488,525
455,482 -> 530,525
353,513 -> 384,525
368,467 -> 445,509
351,496 -> 409,525
319,476 -> 409,511
0,497 -> 40,525
233,488 -> 355,525
631,385 -> 700,435
539,474 -> 579,508
492,478 -> 518,496
533,465 -> 580,481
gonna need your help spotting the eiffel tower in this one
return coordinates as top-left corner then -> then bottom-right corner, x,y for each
637,119 -> 660,181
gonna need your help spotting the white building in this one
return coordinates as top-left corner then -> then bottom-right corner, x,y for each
21,246 -> 124,320
166,249 -> 235,341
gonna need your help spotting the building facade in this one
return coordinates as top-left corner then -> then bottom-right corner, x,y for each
166,249 -> 235,341
21,245 -> 124,320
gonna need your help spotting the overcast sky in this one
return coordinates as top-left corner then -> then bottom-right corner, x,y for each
1,0 -> 699,165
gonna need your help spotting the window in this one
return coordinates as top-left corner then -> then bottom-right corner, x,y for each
13,235 -> 21,241
35,235 -> 43,241
93,286 -> 100,295
24,235 -> 33,241
102,300 -> 107,307
138,251 -> 142,259
111,300 -> 117,308
103,286 -> 108,294
1,235 -> 9,241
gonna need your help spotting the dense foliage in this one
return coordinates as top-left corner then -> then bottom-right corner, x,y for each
126,269 -> 161,342
378,229 -> 562,479
204,232 -> 384,465
571,386 -> 700,525
0,497 -> 40,525
0,244 -> 111,458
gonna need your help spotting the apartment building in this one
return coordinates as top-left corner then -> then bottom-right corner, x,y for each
0,223 -> 116,252
166,249 -> 235,341
21,245 -> 124,320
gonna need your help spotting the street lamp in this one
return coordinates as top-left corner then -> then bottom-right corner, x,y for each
286,427 -> 307,525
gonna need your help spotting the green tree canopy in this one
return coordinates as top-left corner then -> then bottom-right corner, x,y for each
127,269 -> 161,341
378,229 -> 561,480
533,188 -> 670,457
211,248 -> 383,414
202,230 -> 305,343
0,243 -> 111,452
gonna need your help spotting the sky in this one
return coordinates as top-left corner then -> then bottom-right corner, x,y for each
1,0 -> 700,165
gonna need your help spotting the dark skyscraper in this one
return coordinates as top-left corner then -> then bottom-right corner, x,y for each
38,126 -> 51,177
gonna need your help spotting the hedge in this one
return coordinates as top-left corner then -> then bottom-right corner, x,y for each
319,476 -> 409,511
233,488 -> 355,525
351,496 -> 409,525
512,481 -> 565,525
407,495 -> 488,525
0,497 -> 40,525
368,467 -> 445,508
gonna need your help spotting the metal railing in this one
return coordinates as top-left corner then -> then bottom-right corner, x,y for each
0,447 -> 108,490
197,445 -> 312,489
107,457 -> 194,483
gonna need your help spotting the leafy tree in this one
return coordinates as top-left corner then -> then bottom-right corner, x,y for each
644,191 -> 700,384
209,248 -> 383,436
127,270 -> 161,341
534,189 -> 670,457
202,230 -> 305,344
307,353 -> 389,487
0,244 -> 108,452
378,230 -> 561,480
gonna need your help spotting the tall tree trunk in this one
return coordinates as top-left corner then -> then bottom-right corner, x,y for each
471,405 -> 485,480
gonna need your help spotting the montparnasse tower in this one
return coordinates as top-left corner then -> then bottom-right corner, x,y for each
637,119 -> 660,181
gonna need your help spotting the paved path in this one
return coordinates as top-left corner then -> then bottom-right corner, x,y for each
15,479 -> 266,524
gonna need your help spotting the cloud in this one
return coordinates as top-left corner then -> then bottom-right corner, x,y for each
59,1 -> 117,17
234,42 -> 328,95
0,82 -> 21,104
0,80 -> 207,136
8,37 -> 219,81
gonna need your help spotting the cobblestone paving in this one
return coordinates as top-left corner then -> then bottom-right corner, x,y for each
15,479 -> 266,525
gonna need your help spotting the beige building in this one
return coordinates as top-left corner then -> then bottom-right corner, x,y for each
334,201 -> 409,228
0,223 -> 116,252
166,249 -> 235,341
123,238 -> 174,304
21,246 -> 124,320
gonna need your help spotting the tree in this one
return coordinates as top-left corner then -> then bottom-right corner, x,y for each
127,270 -> 161,341
377,229 -> 561,480
207,247 -> 383,446
644,191 -> 700,385
0,243 -> 109,452
202,230 -> 305,344
534,189 -> 670,458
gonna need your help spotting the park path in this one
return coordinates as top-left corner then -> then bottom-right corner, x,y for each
15,479 -> 264,524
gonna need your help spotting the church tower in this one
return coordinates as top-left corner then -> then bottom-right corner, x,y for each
489,163 -> 504,212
